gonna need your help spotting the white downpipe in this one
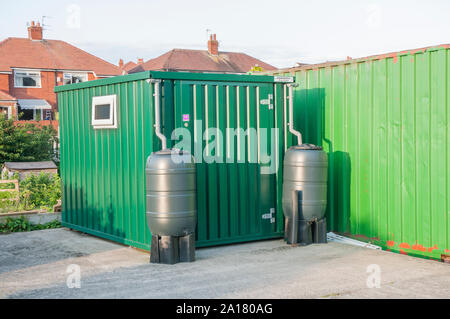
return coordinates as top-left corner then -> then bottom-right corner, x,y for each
153,81 -> 167,150
288,83 -> 302,145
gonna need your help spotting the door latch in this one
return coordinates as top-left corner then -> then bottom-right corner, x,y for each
262,208 -> 275,223
260,94 -> 273,110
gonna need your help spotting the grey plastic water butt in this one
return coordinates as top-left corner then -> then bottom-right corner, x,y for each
146,149 -> 197,264
282,144 -> 328,245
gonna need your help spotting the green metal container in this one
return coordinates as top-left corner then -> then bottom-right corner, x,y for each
55,71 -> 294,250
272,44 -> 450,260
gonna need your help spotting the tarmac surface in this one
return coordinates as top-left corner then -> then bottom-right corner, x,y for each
1,228 -> 449,298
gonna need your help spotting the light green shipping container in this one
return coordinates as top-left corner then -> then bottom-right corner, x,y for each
273,44 -> 450,260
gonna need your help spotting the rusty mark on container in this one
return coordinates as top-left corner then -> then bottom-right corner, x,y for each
412,242 -> 426,252
399,242 -> 410,249
410,48 -> 427,55
386,240 -> 395,248
427,244 -> 438,253
386,53 -> 398,64
399,249 -> 408,255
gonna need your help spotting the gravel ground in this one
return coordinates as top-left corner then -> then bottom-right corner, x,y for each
1,228 -> 449,299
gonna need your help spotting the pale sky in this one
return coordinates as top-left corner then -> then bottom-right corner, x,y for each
1,0 -> 449,69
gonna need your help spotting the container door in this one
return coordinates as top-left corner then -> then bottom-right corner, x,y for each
172,80 -> 283,247
256,83 -> 279,236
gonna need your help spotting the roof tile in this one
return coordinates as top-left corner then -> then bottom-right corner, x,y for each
4,161 -> 57,170
0,37 -> 121,76
129,49 -> 276,74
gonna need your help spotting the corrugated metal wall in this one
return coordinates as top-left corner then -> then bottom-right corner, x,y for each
275,45 -> 450,259
171,80 -> 285,246
57,72 -> 288,250
59,77 -> 154,249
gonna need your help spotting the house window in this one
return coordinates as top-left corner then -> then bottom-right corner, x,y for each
18,108 -> 45,121
17,99 -> 52,121
19,109 -> 35,120
44,110 -> 52,120
91,95 -> 117,129
14,70 -> 41,88
63,72 -> 88,85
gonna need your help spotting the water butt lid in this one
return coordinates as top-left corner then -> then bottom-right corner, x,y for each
153,148 -> 172,155
153,148 -> 190,156
292,144 -> 323,150
147,148 -> 194,170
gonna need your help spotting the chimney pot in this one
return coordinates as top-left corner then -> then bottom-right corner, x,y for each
207,34 -> 219,55
28,21 -> 43,40
119,59 -> 124,68
138,58 -> 144,64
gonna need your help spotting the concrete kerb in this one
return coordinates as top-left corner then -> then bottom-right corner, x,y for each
0,211 -> 61,225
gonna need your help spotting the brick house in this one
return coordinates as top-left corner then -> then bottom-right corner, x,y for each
0,21 -> 121,125
128,34 -> 277,74
118,58 -> 144,74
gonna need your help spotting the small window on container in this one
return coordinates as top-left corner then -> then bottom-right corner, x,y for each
91,95 -> 118,129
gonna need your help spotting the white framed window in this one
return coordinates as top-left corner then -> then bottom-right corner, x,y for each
63,72 -> 88,85
91,95 -> 118,129
14,70 -> 42,88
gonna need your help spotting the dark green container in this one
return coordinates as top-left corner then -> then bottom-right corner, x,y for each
55,71 -> 294,250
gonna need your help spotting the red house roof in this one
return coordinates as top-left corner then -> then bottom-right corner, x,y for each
129,48 -> 277,74
0,90 -> 16,101
0,37 -> 121,76
129,34 -> 276,74
122,61 -> 138,72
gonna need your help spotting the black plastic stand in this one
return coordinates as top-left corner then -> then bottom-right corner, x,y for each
285,217 -> 327,245
284,190 -> 327,245
150,233 -> 195,264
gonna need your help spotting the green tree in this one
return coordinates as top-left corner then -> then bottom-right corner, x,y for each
0,114 -> 57,164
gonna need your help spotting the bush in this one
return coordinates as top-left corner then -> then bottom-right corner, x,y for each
0,113 -> 58,164
0,182 -> 15,189
0,178 -> 19,212
0,195 -> 19,214
19,173 -> 61,210
0,216 -> 30,232
0,216 -> 61,233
